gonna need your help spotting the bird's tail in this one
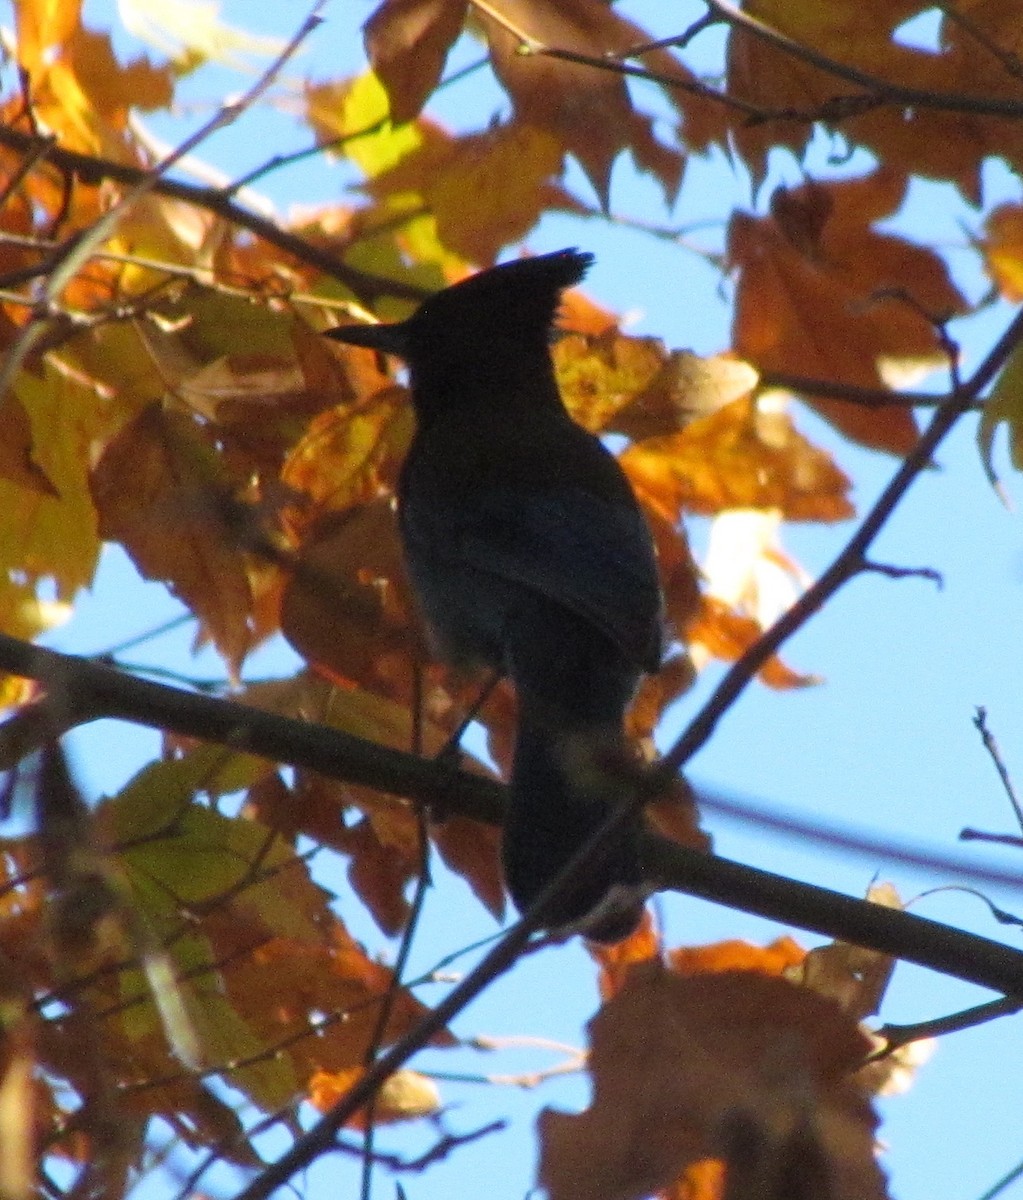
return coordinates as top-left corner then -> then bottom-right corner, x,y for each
503,714 -> 645,942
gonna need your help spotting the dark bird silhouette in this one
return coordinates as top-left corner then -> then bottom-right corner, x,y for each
327,250 -> 663,939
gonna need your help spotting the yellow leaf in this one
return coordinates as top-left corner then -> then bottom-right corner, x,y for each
0,368 -> 101,600
978,337 -> 1023,496
982,203 -> 1023,303
305,72 -> 426,178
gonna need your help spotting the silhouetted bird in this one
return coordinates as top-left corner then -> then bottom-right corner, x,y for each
327,250 -> 663,940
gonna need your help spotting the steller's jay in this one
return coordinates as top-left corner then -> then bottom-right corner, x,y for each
327,250 -> 663,940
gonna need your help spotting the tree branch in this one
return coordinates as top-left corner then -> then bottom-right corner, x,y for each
0,123 -> 427,306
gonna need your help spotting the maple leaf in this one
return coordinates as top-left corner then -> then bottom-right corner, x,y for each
539,961 -> 886,1200
91,405 -> 254,677
729,168 -> 968,454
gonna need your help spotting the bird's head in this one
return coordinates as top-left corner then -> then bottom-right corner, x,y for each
326,250 -> 593,411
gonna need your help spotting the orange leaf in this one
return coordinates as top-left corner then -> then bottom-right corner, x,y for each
279,500 -> 420,696
478,0 -> 684,205
432,814 -> 506,920
729,170 -> 968,454
668,937 -> 806,979
589,908 -> 661,999
368,122 -> 571,264
982,203 -> 1023,302
90,405 -> 253,676
621,394 -> 854,522
725,0 -> 986,197
308,1066 -> 441,1126
688,596 -> 818,690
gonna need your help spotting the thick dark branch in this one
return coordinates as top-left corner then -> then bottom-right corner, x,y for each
644,837 -> 1023,997
4,632 -> 1023,995
0,634 -> 504,823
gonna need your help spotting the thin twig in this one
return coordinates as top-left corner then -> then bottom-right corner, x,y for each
759,370 -> 958,409
704,0 -> 1023,119
659,301 -> 1023,779
931,0 -> 1023,83
874,995 -> 1022,1054
973,706 -> 1023,832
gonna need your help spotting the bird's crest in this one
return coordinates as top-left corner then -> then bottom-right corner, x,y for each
410,249 -> 593,341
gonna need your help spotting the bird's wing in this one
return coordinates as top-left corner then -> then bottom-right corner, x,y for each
450,486 -> 664,670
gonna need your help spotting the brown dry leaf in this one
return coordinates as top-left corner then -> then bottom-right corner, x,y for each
0,1015 -> 35,1200
432,814 -> 506,920
279,500 -> 420,696
309,1065 -> 441,1126
202,913 -> 453,1088
336,815 -> 417,935
0,397 -> 58,498
477,0 -> 684,205
640,509 -> 701,643
729,169 -> 968,454
364,0 -> 469,122
613,352 -> 760,444
627,656 -> 697,742
621,393 -> 853,522
725,0 -> 986,197
539,961 -> 886,1200
367,122 -> 571,264
90,404 -> 253,676
981,204 -> 1023,302
793,883 -> 901,1022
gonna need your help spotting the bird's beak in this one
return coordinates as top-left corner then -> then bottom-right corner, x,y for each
325,320 -> 410,359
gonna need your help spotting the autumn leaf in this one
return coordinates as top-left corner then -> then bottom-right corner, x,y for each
0,368 -> 102,601
90,404 -> 254,676
15,2 -> 172,157
363,0 -> 469,123
724,0 -> 989,198
981,203 -> 1023,303
538,961 -> 885,1200
367,122 -> 572,264
730,169 -> 968,453
308,1066 -> 441,1125
620,393 -> 854,522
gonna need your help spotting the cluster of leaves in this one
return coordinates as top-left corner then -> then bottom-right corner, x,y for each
0,0 -> 1023,1197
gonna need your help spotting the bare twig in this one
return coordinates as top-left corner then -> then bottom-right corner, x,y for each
973,706 -> 1023,832
874,995 -> 1022,1054
0,130 -> 426,307
861,561 -> 943,586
